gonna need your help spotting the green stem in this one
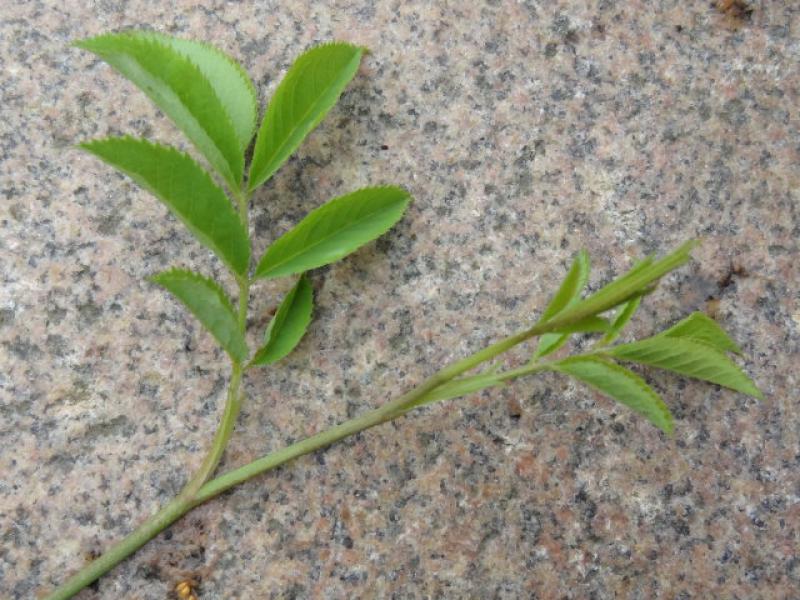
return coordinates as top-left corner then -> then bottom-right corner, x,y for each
42,494 -> 193,600
181,364 -> 243,497
194,330 -> 550,502
194,359 -> 567,504
182,248 -> 250,496
42,364 -> 244,600
233,186 -> 250,232
234,184 -> 251,333
42,320 -> 538,599
41,264 -> 653,600
44,192 -> 256,600
192,383 -> 417,504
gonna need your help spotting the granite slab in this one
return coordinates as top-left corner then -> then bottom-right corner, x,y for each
1,1 -> 798,598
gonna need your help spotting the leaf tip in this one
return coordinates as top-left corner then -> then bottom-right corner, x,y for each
678,238 -> 702,258
71,32 -> 119,53
387,184 -> 412,202
660,413 -> 675,436
146,270 -> 169,287
747,380 -> 765,401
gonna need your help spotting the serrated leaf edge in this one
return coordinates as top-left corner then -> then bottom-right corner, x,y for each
608,336 -> 763,399
254,185 -> 410,279
249,275 -> 314,367
78,135 -> 250,276
145,31 -> 258,150
248,42 -> 364,191
149,267 -> 247,362
150,267 -> 237,314
553,356 -> 674,434
76,32 -> 243,186
659,312 -> 743,354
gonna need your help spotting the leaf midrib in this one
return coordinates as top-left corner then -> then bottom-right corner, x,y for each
250,50 -> 360,190
258,195 -> 403,277
101,39 -> 241,186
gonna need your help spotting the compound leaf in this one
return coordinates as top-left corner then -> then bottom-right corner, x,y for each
254,186 -> 410,280
150,269 -> 247,363
248,42 -> 364,191
250,275 -> 314,367
659,312 -> 742,354
76,32 -> 243,187
151,32 -> 258,151
608,336 -> 762,398
553,356 -> 673,434
80,137 -> 250,276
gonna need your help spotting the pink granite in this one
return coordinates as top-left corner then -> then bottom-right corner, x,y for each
1,1 -> 798,598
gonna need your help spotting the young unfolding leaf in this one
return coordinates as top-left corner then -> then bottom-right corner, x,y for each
552,356 -> 674,434
76,33 -> 243,187
151,33 -> 258,152
254,186 -> 410,280
535,316 -> 610,359
592,256 -> 653,346
608,336 -> 762,398
80,137 -> 250,276
150,269 -> 248,363
534,250 -> 590,359
539,241 -> 698,332
539,250 -> 591,323
248,43 -> 364,191
658,312 -> 742,354
249,275 -> 314,367
597,296 -> 642,347
551,315 -> 610,334
534,333 -> 566,361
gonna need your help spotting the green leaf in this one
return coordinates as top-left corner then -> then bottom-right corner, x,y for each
608,337 -> 762,398
541,241 -> 699,333
535,316 -> 610,360
552,356 -> 674,434
76,32 -> 244,187
534,250 -> 590,358
254,186 -> 410,280
80,137 -> 250,276
534,333 -> 569,359
598,295 -> 642,346
248,42 -> 364,191
539,250 -> 591,323
150,269 -> 247,363
659,312 -> 742,354
250,275 -> 314,366
593,257 -> 658,346
150,32 -> 258,151
554,316 -> 610,333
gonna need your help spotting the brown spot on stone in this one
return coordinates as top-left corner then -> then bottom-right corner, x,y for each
507,396 -> 522,419
716,0 -> 754,25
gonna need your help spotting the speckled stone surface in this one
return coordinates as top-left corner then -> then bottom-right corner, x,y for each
1,1 -> 798,598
